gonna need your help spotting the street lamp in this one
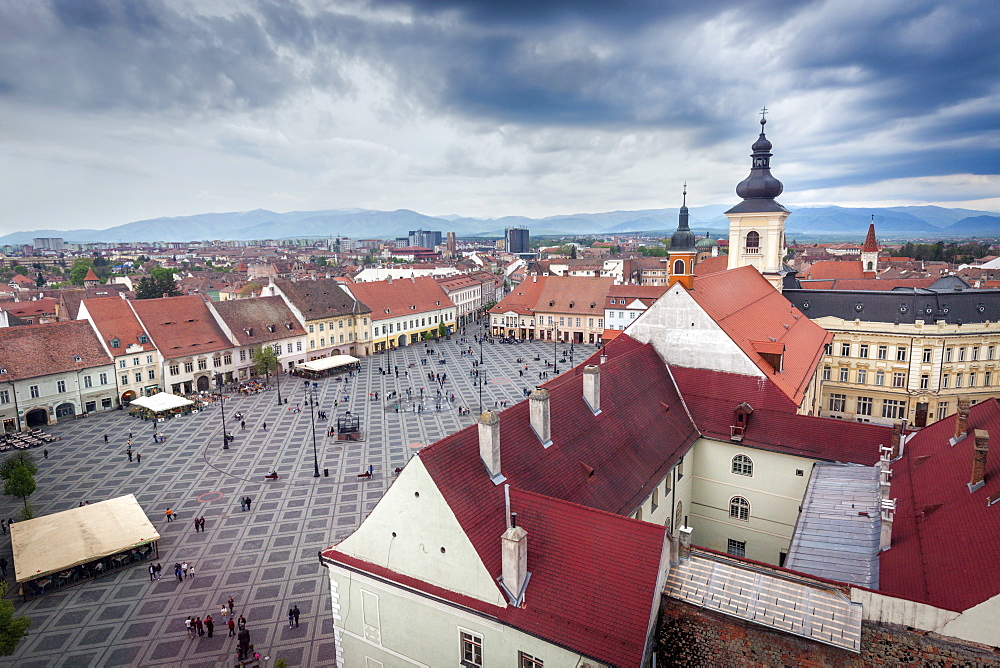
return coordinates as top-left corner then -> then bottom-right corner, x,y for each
551,326 -> 559,375
304,380 -> 321,477
275,359 -> 283,406
216,374 -> 229,450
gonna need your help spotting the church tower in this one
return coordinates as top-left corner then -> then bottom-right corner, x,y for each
860,218 -> 879,274
725,111 -> 789,290
667,184 -> 697,290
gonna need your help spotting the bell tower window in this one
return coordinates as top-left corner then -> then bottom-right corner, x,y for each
673,259 -> 685,275
745,231 -> 760,254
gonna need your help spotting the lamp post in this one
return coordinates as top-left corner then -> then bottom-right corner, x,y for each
478,330 -> 484,413
304,380 -> 321,477
274,360 -> 282,406
217,374 -> 229,450
551,326 -> 559,375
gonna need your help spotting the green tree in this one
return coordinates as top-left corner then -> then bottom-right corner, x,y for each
254,345 -> 278,380
11,265 -> 28,277
438,321 -> 448,337
69,259 -> 94,284
3,462 -> 36,511
312,256 -> 328,267
0,452 -> 37,480
0,581 -> 31,656
135,274 -> 180,299
238,282 -> 262,298
35,272 -> 45,288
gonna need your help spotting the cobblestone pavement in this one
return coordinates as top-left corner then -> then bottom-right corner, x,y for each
0,325 -> 586,668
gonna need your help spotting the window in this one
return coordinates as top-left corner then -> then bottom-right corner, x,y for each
989,345 -> 995,361
839,368 -> 849,382
956,373 -> 963,388
959,347 -> 966,362
102,398 -> 112,408
856,369 -> 867,384
286,343 -> 293,354
133,357 -> 140,366
138,334 -> 148,344
197,359 -> 207,370
882,399 -> 906,420
460,630 -> 483,667
121,375 -> 129,386
110,338 -> 120,348
859,344 -> 869,358
239,350 -> 246,362
824,343 -> 833,355
319,323 -> 325,331
857,396 -> 873,416
651,486 -> 659,512
840,342 -> 851,357
945,347 -> 953,362
920,374 -> 929,390
30,385 -> 39,398
224,354 -> 232,365
56,379 -> 66,393
829,393 -> 846,412
938,401 -> 949,418
519,652 -> 543,668
308,324 -> 314,333
875,370 -> 885,386
986,371 -> 992,386
673,259 -> 685,274
296,341 -> 302,352
134,372 -> 142,383
969,372 -> 976,388
745,230 -> 760,252
184,362 -> 193,373
0,390 -> 8,404
84,375 -> 93,388
148,369 -> 156,380
877,345 -> 888,360
972,346 -> 980,361
320,338 -> 325,347
118,359 -> 127,369
922,348 -> 932,363
822,366 -> 831,381
942,374 -> 949,388
729,496 -> 750,521
146,355 -> 154,364
892,372 -> 906,388
732,454 -> 753,476
896,346 -> 907,362
85,401 -> 96,413
170,364 -> 180,375
727,539 -> 746,558
213,357 -> 222,368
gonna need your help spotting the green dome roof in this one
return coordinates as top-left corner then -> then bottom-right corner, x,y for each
695,237 -> 715,249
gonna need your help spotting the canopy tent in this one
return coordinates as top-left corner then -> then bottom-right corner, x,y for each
296,355 -> 360,373
12,494 -> 160,583
129,393 -> 194,412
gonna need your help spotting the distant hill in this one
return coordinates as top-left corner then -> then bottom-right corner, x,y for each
0,204 -> 996,245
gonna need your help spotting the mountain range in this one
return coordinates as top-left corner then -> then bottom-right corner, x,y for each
2,205 -> 998,246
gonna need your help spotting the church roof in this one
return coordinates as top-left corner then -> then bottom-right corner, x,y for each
861,222 -> 879,253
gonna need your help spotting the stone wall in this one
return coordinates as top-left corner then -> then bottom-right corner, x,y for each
656,597 -> 1000,667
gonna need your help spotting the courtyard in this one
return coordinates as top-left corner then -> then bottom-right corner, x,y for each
0,326 -> 584,667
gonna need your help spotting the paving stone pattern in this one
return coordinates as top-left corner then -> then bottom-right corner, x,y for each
1,325 -> 583,667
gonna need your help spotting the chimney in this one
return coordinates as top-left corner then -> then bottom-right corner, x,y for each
880,497 -> 896,551
501,511 -> 528,605
969,429 -> 989,493
529,388 -> 552,447
477,410 -> 504,484
678,526 -> 693,561
890,423 -> 903,459
952,396 -> 971,445
582,365 -> 601,414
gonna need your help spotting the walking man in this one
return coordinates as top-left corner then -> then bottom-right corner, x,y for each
181,561 -> 189,578
228,596 -> 235,614
292,605 -> 300,627
136,452 -> 141,464
238,615 -> 246,631
228,617 -> 236,636
262,422 -> 267,431
104,433 -> 108,443
148,564 -> 155,582
205,614 -> 214,638
193,517 -> 200,533
126,447 -> 132,462
155,562 -> 162,580
165,508 -> 174,522
288,608 -> 295,629
245,496 -> 252,511
43,448 -> 48,459
0,557 -> 8,577
240,420 -> 245,430
1,519 -> 6,535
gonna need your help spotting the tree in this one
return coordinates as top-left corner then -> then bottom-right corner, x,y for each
438,321 -> 448,337
312,256 -> 328,267
0,452 -> 37,480
11,265 -> 28,277
254,345 -> 278,380
3,462 -> 36,512
35,272 -> 45,288
238,282 -> 262,298
0,581 -> 31,656
69,259 -> 94,284
135,274 -> 180,299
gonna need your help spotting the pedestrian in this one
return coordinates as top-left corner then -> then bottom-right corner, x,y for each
188,564 -> 195,578
136,452 -> 141,464
205,614 -> 214,637
0,519 -> 6,535
0,557 -> 8,577
292,604 -> 300,627
43,448 -> 48,459
368,464 -> 373,476
240,420 -> 245,430
288,608 -> 295,629
195,616 -> 204,637
155,562 -> 162,580
199,517 -> 206,531
238,614 -> 246,631
175,564 -> 183,581
194,517 -> 199,532
245,497 -> 252,511
184,617 -> 193,637
228,596 -> 234,614
228,617 -> 236,636
104,433 -> 108,443
182,561 -> 189,578
165,508 -> 174,522
148,564 -> 156,582
262,422 -> 267,430
128,429 -> 133,439
126,447 -> 132,462
221,604 -> 228,619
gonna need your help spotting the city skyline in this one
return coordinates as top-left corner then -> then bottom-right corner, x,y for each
0,0 -> 997,236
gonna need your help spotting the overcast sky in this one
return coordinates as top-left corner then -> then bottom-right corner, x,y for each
0,0 -> 997,235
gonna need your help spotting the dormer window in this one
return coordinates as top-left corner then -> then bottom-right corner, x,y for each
73,355 -> 82,362
138,334 -> 148,344
0,368 -> 6,374
110,338 -> 120,348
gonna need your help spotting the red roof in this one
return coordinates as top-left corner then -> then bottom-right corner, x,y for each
83,267 -> 100,282
345,276 -> 454,321
880,400 -> 1000,612
861,223 -> 879,253
801,260 -> 866,280
81,297 -> 154,356
490,275 -> 549,316
693,254 -> 729,276
131,295 -> 233,359
325,488 -> 666,667
688,266 -> 831,405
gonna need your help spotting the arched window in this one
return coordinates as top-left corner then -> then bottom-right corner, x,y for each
745,231 -> 760,250
731,454 -> 753,476
866,261 -> 874,271
729,496 -> 750,521
673,259 -> 685,275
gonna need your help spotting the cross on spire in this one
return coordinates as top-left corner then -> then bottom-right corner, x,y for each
760,106 -> 768,125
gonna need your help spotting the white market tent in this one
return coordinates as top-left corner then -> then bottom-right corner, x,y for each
12,494 -> 160,583
296,355 -> 360,373
129,393 -> 194,412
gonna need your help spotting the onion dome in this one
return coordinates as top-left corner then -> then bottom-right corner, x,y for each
670,184 -> 696,251
735,117 -> 784,201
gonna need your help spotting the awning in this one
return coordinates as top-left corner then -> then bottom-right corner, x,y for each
296,354 -> 360,372
129,393 -> 194,412
12,494 -> 160,583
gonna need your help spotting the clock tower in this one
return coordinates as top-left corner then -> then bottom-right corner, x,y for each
725,112 -> 789,291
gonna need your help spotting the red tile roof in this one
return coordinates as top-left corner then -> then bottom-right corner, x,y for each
800,260 -> 866,280
688,266 -> 831,405
670,366 -> 890,465
212,296 -> 307,345
861,223 -> 879,253
345,276 -> 455,322
880,399 -> 1000,612
0,321 -> 112,380
605,284 -> 669,308
131,295 -> 233,360
80,298 -> 154,356
693,254 -> 729,276
324,488 -> 666,667
490,276 -> 549,316
5,297 -> 58,319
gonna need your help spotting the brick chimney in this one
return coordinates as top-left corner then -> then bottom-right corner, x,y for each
890,423 -> 903,459
529,388 -> 552,447
969,429 -> 989,493
477,410 -> 505,484
951,396 -> 971,445
501,512 -> 528,605
582,365 -> 601,414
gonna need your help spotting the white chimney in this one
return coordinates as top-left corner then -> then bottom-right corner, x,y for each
501,512 -> 528,605
678,526 -> 693,560
880,498 -> 896,551
582,365 -> 601,414
529,388 -> 552,447
477,410 -> 504,484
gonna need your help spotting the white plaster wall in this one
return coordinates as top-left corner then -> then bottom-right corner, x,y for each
328,566 -> 611,668
939,593 -> 1000,646
625,284 -> 764,378
334,456 -> 505,606
689,438 -> 814,565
